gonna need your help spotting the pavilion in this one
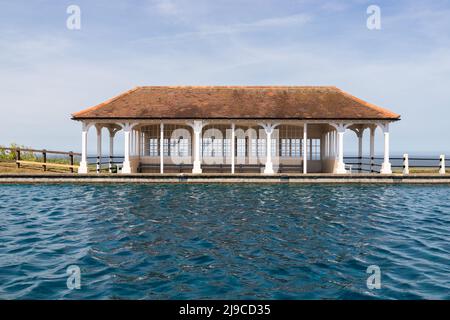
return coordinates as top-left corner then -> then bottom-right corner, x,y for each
71,86 -> 400,175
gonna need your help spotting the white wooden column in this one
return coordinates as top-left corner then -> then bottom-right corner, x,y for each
330,131 -> 334,157
265,128 -> 273,174
134,130 -> 137,156
327,132 -> 330,158
134,131 -> 137,155
379,123 -> 392,174
370,126 -> 375,172
137,130 -> 141,157
160,122 -> 164,174
96,125 -> 102,174
330,130 -> 336,158
231,123 -> 235,174
122,123 -> 132,174
303,123 -> 308,174
191,120 -> 204,174
331,123 -> 349,174
337,126 -> 345,173
327,132 -> 331,158
133,130 -> 137,155
349,127 -> 365,173
326,132 -> 330,158
358,132 -> 363,159
247,126 -> 252,165
331,131 -> 334,157
261,123 -> 278,175
78,122 -> 91,174
333,130 -> 339,157
320,133 -> 325,161
130,130 -> 134,156
136,131 -> 139,155
108,128 -> 115,173
143,132 -> 149,156
109,131 -> 114,159
309,133 -> 313,159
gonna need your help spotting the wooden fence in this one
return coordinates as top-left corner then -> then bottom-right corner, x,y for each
0,147 -> 81,173
344,154 -> 447,174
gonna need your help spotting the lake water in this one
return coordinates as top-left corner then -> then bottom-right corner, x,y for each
0,184 -> 449,299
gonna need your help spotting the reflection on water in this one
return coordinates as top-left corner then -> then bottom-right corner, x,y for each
0,184 -> 449,299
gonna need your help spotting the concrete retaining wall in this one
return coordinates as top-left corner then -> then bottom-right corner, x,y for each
1,173 -> 450,184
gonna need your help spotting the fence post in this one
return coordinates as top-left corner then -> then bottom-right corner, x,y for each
42,149 -> 47,171
359,156 -> 362,173
16,149 -> 21,168
69,152 -> 74,173
96,156 -> 100,174
439,155 -> 446,175
403,154 -> 409,175
109,156 -> 113,173
370,156 -> 374,173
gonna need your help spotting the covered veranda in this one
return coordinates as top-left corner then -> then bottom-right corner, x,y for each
76,120 -> 393,175
72,86 -> 400,175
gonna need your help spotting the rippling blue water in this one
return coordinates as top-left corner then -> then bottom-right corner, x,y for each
0,184 -> 449,300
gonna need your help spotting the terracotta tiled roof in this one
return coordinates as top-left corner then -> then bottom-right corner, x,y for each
72,86 -> 400,120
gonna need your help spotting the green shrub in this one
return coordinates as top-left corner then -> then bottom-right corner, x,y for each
0,143 -> 37,161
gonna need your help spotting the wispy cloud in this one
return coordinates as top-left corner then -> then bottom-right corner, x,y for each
152,0 -> 180,16
232,14 -> 312,29
134,13 -> 311,43
383,4 -> 450,45
320,1 -> 349,12
0,33 -> 73,68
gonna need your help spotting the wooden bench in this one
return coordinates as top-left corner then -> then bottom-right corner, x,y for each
138,163 -> 191,173
16,160 -> 79,171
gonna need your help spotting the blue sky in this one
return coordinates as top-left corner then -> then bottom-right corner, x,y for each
0,0 -> 449,154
